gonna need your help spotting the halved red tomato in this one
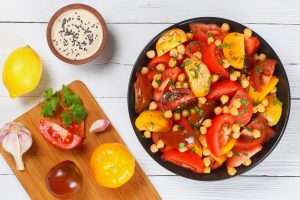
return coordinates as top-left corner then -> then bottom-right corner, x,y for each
134,73 -> 153,113
153,78 -> 170,102
159,88 -> 196,111
162,67 -> 182,81
203,43 -> 229,78
39,119 -> 85,150
235,115 -> 275,151
189,23 -> 225,43
207,80 -> 241,100
229,89 -> 253,126
185,40 -> 206,57
148,54 -> 170,69
250,59 -> 277,91
206,114 -> 236,156
245,36 -> 260,55
162,149 -> 204,173
227,144 -> 262,167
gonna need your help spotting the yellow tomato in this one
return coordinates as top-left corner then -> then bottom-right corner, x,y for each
156,28 -> 187,56
90,143 -> 135,188
223,32 -> 245,69
262,94 -> 282,126
184,56 -> 211,97
221,138 -> 236,155
248,76 -> 279,104
135,111 -> 171,132
3,46 -> 42,98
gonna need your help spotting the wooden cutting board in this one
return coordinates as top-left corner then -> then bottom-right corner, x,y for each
0,80 -> 160,200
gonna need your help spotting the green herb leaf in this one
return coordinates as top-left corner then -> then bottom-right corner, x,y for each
42,95 -> 59,117
62,85 -> 81,106
43,88 -> 54,99
178,142 -> 185,149
61,111 -> 73,126
69,103 -> 87,123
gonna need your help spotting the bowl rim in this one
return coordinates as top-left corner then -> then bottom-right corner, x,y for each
46,3 -> 108,65
127,17 -> 291,181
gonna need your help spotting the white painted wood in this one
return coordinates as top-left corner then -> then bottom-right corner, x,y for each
0,98 -> 299,176
0,23 -> 299,98
0,174 -> 299,200
0,0 -> 300,24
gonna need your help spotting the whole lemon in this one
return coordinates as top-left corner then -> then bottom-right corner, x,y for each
2,46 -> 43,98
90,143 -> 135,188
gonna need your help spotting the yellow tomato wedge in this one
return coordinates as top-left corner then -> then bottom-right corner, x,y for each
223,32 -> 245,69
191,144 -> 202,157
90,143 -> 135,188
221,138 -> 236,155
248,76 -> 279,104
262,94 -> 283,126
135,111 -> 170,132
156,28 -> 187,56
184,56 -> 211,97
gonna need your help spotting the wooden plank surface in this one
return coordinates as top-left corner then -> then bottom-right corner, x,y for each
0,0 -> 300,199
0,81 -> 159,200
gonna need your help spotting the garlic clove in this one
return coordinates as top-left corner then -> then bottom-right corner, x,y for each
89,119 -> 110,133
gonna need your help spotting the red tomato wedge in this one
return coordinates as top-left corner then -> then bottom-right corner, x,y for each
250,59 -> 277,91
185,40 -> 206,56
189,23 -> 225,43
203,44 -> 229,78
39,119 -> 85,150
148,54 -> 170,69
162,67 -> 182,82
134,73 -> 153,113
162,149 -> 204,173
229,89 -> 253,126
227,144 -> 262,167
245,36 -> 260,56
235,115 -> 275,151
207,80 -> 241,100
206,114 -> 236,156
153,78 -> 170,102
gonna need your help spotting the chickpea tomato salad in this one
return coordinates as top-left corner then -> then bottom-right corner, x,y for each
134,23 -> 283,176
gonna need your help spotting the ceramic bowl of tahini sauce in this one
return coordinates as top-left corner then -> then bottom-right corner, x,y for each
47,4 -> 107,64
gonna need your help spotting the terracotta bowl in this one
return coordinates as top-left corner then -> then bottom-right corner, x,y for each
47,3 -> 107,65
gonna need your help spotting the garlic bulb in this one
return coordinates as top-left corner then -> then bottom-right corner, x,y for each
0,122 -> 32,171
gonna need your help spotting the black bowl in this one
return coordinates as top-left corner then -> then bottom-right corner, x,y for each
127,17 -> 291,180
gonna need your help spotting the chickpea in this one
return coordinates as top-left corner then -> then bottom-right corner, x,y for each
243,28 -> 252,38
176,54 -> 184,61
152,80 -> 160,88
144,131 -> 151,138
156,139 -> 165,149
177,44 -> 185,55
149,101 -> 158,110
204,167 -> 211,174
233,99 -> 241,108
200,126 -> 207,135
212,74 -> 220,82
190,108 -> 196,115
207,37 -> 214,44
193,51 -> 202,60
259,53 -> 267,61
163,110 -> 173,118
214,106 -> 222,115
215,39 -> 222,46
202,148 -> 210,156
220,95 -> 229,104
227,151 -> 233,158
241,78 -> 250,88
230,107 -> 239,116
230,73 -> 238,81
202,119 -> 212,128
243,159 -> 252,166
232,131 -> 240,139
175,81 -> 183,89
169,48 -> 178,57
153,73 -> 162,80
257,104 -> 265,113
173,112 -> 181,121
186,32 -> 194,40
223,59 -> 230,69
253,129 -> 261,138
172,124 -> 181,132
198,97 -> 207,105
150,144 -> 159,153
177,73 -> 186,82
141,66 -> 149,74
183,82 -> 189,88
262,99 -> 269,107
227,166 -> 237,176
203,157 -> 211,167
232,123 -> 241,133
168,57 -> 177,67
223,106 -> 230,114
156,63 -> 165,72
146,50 -> 156,59
221,23 -> 230,32
182,109 -> 190,117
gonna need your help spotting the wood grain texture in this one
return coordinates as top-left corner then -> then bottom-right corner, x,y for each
0,0 -> 299,24
0,81 -> 159,200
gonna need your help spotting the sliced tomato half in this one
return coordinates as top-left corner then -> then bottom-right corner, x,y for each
250,59 -> 277,91
206,114 -> 236,156
189,23 -> 225,43
227,144 -> 262,167
245,36 -> 260,56
162,149 -> 204,173
39,119 -> 85,150
134,73 -> 153,113
229,89 -> 253,126
206,80 -> 241,100
185,40 -> 207,57
203,44 -> 229,78
148,54 -> 170,69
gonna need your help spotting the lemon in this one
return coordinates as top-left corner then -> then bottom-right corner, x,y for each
2,46 -> 43,98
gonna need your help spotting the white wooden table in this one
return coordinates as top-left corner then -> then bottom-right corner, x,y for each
0,1 -> 300,199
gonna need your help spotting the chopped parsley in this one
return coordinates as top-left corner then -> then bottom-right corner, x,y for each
41,88 -> 60,117
178,142 -> 185,149
240,98 -> 248,106
217,43 -> 231,49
